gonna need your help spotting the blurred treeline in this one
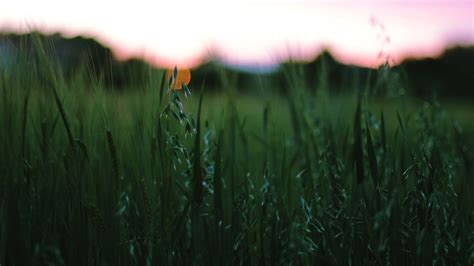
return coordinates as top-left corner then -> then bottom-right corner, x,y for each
1,32 -> 473,98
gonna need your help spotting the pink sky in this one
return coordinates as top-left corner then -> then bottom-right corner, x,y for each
1,0 -> 473,68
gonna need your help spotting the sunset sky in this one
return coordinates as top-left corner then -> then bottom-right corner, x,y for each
1,0 -> 473,68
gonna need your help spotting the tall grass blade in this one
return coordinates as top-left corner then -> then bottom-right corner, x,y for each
380,109 -> 386,155
192,89 -> 204,205
353,94 -> 364,184
365,118 -> 378,187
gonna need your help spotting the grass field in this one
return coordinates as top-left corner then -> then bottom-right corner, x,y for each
1,40 -> 473,265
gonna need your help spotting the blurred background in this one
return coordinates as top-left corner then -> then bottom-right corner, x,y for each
0,0 -> 473,97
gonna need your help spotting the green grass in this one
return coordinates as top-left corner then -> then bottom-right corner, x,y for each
0,38 -> 473,265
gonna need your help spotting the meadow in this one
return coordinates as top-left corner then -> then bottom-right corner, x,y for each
0,39 -> 473,265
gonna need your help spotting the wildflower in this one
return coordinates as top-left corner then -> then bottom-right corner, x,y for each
166,67 -> 191,91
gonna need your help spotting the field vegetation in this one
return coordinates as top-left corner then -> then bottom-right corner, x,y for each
0,37 -> 473,265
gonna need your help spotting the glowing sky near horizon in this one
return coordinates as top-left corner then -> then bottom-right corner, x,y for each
1,0 -> 473,68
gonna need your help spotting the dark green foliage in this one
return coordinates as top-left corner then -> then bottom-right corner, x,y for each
0,38 -> 473,266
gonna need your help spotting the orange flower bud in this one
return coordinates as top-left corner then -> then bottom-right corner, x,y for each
166,68 -> 191,90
